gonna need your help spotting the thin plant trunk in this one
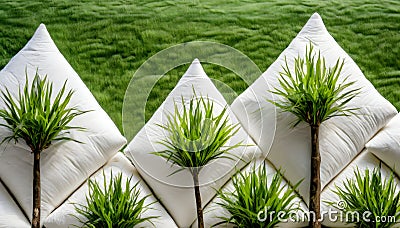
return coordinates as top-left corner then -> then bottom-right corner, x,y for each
31,149 -> 41,228
309,124 -> 321,228
193,169 -> 204,228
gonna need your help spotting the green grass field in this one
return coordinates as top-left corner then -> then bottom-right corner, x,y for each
0,0 -> 399,134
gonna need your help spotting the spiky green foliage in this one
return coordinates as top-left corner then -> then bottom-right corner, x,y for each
330,167 -> 400,228
0,70 -> 88,228
154,94 -> 241,175
3,0 -> 400,130
74,171 -> 157,228
215,163 -> 301,228
269,43 -> 361,228
269,43 -> 360,126
154,92 -> 242,228
0,71 -> 87,151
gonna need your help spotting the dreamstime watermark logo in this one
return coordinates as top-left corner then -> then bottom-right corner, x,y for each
122,41 -> 276,188
257,200 -> 396,224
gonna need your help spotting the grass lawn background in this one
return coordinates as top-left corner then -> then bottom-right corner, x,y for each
0,0 -> 399,134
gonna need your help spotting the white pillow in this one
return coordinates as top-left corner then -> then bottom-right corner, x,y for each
321,149 -> 400,227
125,59 -> 261,227
0,24 -> 126,225
231,13 -> 397,203
366,113 -> 400,175
0,181 -> 30,228
44,152 -> 177,228
191,158 -> 308,228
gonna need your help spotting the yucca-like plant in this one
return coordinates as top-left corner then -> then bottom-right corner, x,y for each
74,171 -> 157,228
269,43 -> 360,228
0,71 -> 87,228
215,163 -> 301,228
154,93 -> 241,228
329,167 -> 400,228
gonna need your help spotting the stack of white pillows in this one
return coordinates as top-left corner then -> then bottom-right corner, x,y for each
0,13 -> 398,228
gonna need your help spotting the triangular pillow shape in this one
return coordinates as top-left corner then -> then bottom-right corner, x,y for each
231,13 -> 397,203
125,59 -> 260,227
44,153 -> 177,228
321,150 -> 400,227
0,24 -> 126,225
191,158 -> 308,228
0,182 -> 30,228
366,113 -> 400,176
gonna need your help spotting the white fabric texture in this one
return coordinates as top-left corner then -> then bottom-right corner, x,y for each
231,12 -> 397,203
0,24 -> 126,225
366,113 -> 400,176
0,181 -> 30,228
191,158 -> 308,228
321,149 -> 400,227
44,153 -> 177,228
125,59 -> 261,227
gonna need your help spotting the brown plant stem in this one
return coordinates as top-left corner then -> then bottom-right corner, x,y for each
309,124 -> 321,228
193,169 -> 204,228
31,149 -> 41,228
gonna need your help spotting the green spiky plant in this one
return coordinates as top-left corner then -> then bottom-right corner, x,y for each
0,71 -> 88,228
154,93 -> 241,228
269,43 -> 360,228
329,167 -> 400,228
215,163 -> 302,228
74,171 -> 157,228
